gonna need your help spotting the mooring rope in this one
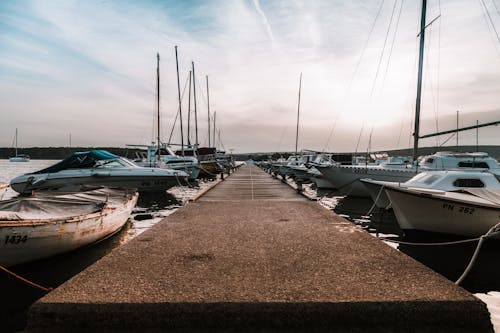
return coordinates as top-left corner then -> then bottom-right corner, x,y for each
0,265 -> 53,292
379,222 -> 500,285
455,222 -> 500,285
364,184 -> 390,217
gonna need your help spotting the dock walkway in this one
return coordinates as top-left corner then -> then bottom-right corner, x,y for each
28,164 -> 493,332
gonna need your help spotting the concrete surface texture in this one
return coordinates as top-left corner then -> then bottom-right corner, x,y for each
27,165 -> 493,332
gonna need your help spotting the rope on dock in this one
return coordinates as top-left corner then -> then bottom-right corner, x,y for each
0,265 -> 53,292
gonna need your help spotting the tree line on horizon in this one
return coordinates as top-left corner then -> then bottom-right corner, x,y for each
0,145 -> 498,161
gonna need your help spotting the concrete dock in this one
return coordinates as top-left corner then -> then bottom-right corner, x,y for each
27,164 -> 493,332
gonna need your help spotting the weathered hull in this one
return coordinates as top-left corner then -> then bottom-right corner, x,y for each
198,161 -> 222,178
0,191 -> 138,266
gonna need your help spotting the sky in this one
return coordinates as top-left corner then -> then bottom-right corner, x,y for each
0,0 -> 499,153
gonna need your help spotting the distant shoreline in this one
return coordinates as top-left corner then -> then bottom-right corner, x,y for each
0,145 -> 498,161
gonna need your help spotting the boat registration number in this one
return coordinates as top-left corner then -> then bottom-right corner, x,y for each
4,235 -> 28,245
442,203 -> 475,215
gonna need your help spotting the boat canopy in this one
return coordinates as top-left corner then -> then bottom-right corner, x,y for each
460,188 -> 500,206
0,196 -> 103,221
34,150 -> 119,174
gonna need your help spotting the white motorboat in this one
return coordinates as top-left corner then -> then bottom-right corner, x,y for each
385,179 -> 500,239
315,161 -> 415,197
317,151 -> 500,197
307,153 -> 338,189
362,170 -> 500,208
132,144 -> 200,180
10,150 -> 188,194
0,187 -> 138,266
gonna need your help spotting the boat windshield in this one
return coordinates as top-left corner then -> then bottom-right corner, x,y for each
96,158 -> 139,168
407,172 -> 442,185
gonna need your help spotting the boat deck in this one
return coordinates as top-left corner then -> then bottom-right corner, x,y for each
27,164 -> 493,332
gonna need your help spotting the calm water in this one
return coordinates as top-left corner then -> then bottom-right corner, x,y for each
1,160 -> 499,331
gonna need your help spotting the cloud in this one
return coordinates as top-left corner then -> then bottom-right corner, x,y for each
0,0 -> 498,152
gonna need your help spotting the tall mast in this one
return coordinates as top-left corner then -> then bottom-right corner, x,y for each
156,53 -> 161,161
187,70 -> 192,147
175,46 -> 184,156
213,111 -> 216,149
412,0 -> 427,162
14,128 -> 18,156
206,75 -> 211,147
192,62 -> 199,147
295,73 -> 302,157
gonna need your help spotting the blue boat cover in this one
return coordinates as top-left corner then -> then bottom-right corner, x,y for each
33,150 -> 119,174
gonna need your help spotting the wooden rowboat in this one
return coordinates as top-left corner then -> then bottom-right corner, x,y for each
0,188 -> 138,267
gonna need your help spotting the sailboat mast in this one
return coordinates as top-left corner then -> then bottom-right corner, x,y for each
156,53 -> 161,161
192,62 -> 199,147
14,128 -> 18,156
295,73 -> 302,157
187,70 -> 192,147
175,46 -> 184,156
413,0 -> 427,162
213,111 -> 216,149
206,75 -> 211,147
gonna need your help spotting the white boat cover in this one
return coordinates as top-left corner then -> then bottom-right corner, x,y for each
0,188 -> 130,221
458,188 -> 500,206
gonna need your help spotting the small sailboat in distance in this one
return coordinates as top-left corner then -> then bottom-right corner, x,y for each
9,128 -> 30,162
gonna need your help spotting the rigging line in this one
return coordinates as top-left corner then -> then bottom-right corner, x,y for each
370,0 -> 398,99
321,116 -> 339,152
194,75 -> 209,107
434,0 -> 442,147
493,0 -> 500,16
346,0 -> 386,94
479,1 -> 500,57
167,72 -> 190,145
420,23 -> 435,128
381,0 -> 404,91
395,118 -> 404,148
480,0 -> 500,43
439,132 -> 456,146
354,121 -> 365,156
422,25 -> 439,147
322,0 -> 385,153
275,125 -> 288,152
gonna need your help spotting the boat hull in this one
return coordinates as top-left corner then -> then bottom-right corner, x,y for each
386,187 -> 500,238
316,165 -> 416,197
0,190 -> 138,266
198,160 -> 222,178
10,169 -> 186,194
9,156 -> 30,162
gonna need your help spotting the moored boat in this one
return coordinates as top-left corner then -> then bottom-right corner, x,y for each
317,151 -> 500,197
10,150 -> 188,194
9,129 -> 30,162
131,144 -> 200,180
385,184 -> 500,239
0,187 -> 138,266
362,169 -> 500,208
